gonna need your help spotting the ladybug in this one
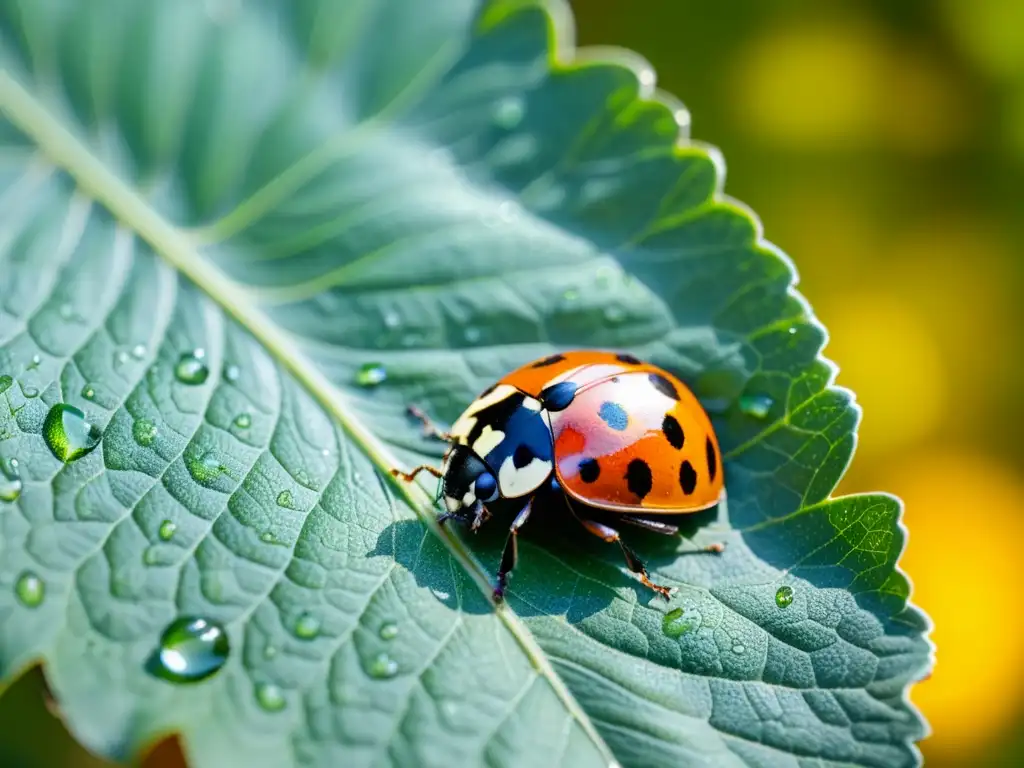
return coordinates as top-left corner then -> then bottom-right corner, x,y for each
390,351 -> 724,602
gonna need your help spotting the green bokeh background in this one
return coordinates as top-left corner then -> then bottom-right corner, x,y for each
2,0 -> 1021,765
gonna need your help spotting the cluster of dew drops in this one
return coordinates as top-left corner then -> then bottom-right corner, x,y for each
0,320 -> 798,701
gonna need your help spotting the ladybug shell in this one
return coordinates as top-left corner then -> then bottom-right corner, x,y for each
485,350 -> 724,513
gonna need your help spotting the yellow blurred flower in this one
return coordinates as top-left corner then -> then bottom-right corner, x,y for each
732,20 -> 968,153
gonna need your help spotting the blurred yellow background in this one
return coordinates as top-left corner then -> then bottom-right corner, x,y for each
1,1 -> 1021,766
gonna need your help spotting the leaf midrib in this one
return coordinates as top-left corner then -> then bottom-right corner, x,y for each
0,69 -> 617,766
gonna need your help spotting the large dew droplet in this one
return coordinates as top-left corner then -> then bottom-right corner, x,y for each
158,520 -> 177,541
662,607 -> 701,638
148,617 -> 229,684
775,585 -> 795,608
378,622 -> 398,640
174,350 -> 210,385
43,404 -> 103,462
367,652 -> 399,679
15,571 -> 44,607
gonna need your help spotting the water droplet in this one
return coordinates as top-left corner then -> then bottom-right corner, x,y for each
354,363 -> 386,388
492,96 -> 525,129
174,351 -> 210,385
294,612 -> 321,640
223,364 -> 240,383
787,326 -> 798,335
21,385 -> 39,398
738,394 -> 773,420
59,303 -> 74,320
0,375 -> 11,395
463,326 -> 481,344
595,265 -> 617,288
638,68 -> 656,88
496,200 -> 520,224
260,531 -> 276,544
731,644 -> 746,655
143,547 -> 159,565
662,607 -> 701,638
233,412 -> 252,429
149,617 -> 230,684
255,682 -> 286,712
188,452 -> 226,486
379,623 -> 398,640
0,461 -> 22,502
81,385 -> 95,400
367,652 -> 398,679
132,419 -> 158,447
15,571 -> 44,607
131,344 -> 147,359
158,520 -> 177,541
43,404 -> 103,462
603,306 -> 626,324
562,289 -> 579,302
263,644 -> 277,659
383,311 -> 400,329
775,585 -> 795,608
276,490 -> 294,509
28,354 -> 41,369
115,350 -> 129,365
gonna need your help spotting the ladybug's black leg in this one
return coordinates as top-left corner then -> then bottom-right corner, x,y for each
494,498 -> 534,603
577,518 -> 675,599
406,405 -> 453,442
619,515 -> 679,536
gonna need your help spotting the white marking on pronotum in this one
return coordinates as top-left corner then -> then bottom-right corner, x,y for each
498,456 -> 552,498
444,495 -> 460,512
450,384 -> 519,441
472,425 -> 505,457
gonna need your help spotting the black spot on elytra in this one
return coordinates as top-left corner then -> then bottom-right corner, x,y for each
649,372 -> 679,401
662,414 -> 684,449
625,459 -> 653,499
513,444 -> 534,468
616,353 -> 642,365
679,460 -> 697,495
531,354 -> 566,368
539,381 -> 577,411
706,436 -> 717,482
579,458 -> 600,483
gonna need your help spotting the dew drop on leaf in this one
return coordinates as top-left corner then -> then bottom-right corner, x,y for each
738,394 -> 773,419
662,607 -> 701,638
562,288 -> 579,303
255,682 -> 286,712
158,520 -> 177,541
188,452 -> 226,486
603,306 -> 625,324
131,344 -> 147,359
0,375 -> 11,395
367,652 -> 399,679
43,404 -> 103,462
293,612 -> 321,640
731,644 -> 746,655
174,350 -> 210,385
492,95 -> 525,129
379,622 -> 398,640
21,385 -> 39,398
81,384 -> 95,400
0,461 -> 22,503
382,310 -> 400,329
233,412 -> 252,429
354,362 -> 387,388
276,490 -> 294,509
59,303 -> 74,320
223,364 -> 240,383
28,354 -> 41,369
15,571 -> 44,607
775,585 -> 795,608
463,326 -> 481,343
133,419 -> 158,447
149,617 -> 229,684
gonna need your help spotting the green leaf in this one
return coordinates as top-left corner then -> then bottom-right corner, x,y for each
0,1 -> 932,766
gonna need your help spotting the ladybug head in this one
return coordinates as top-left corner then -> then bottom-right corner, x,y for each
441,444 -> 500,517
